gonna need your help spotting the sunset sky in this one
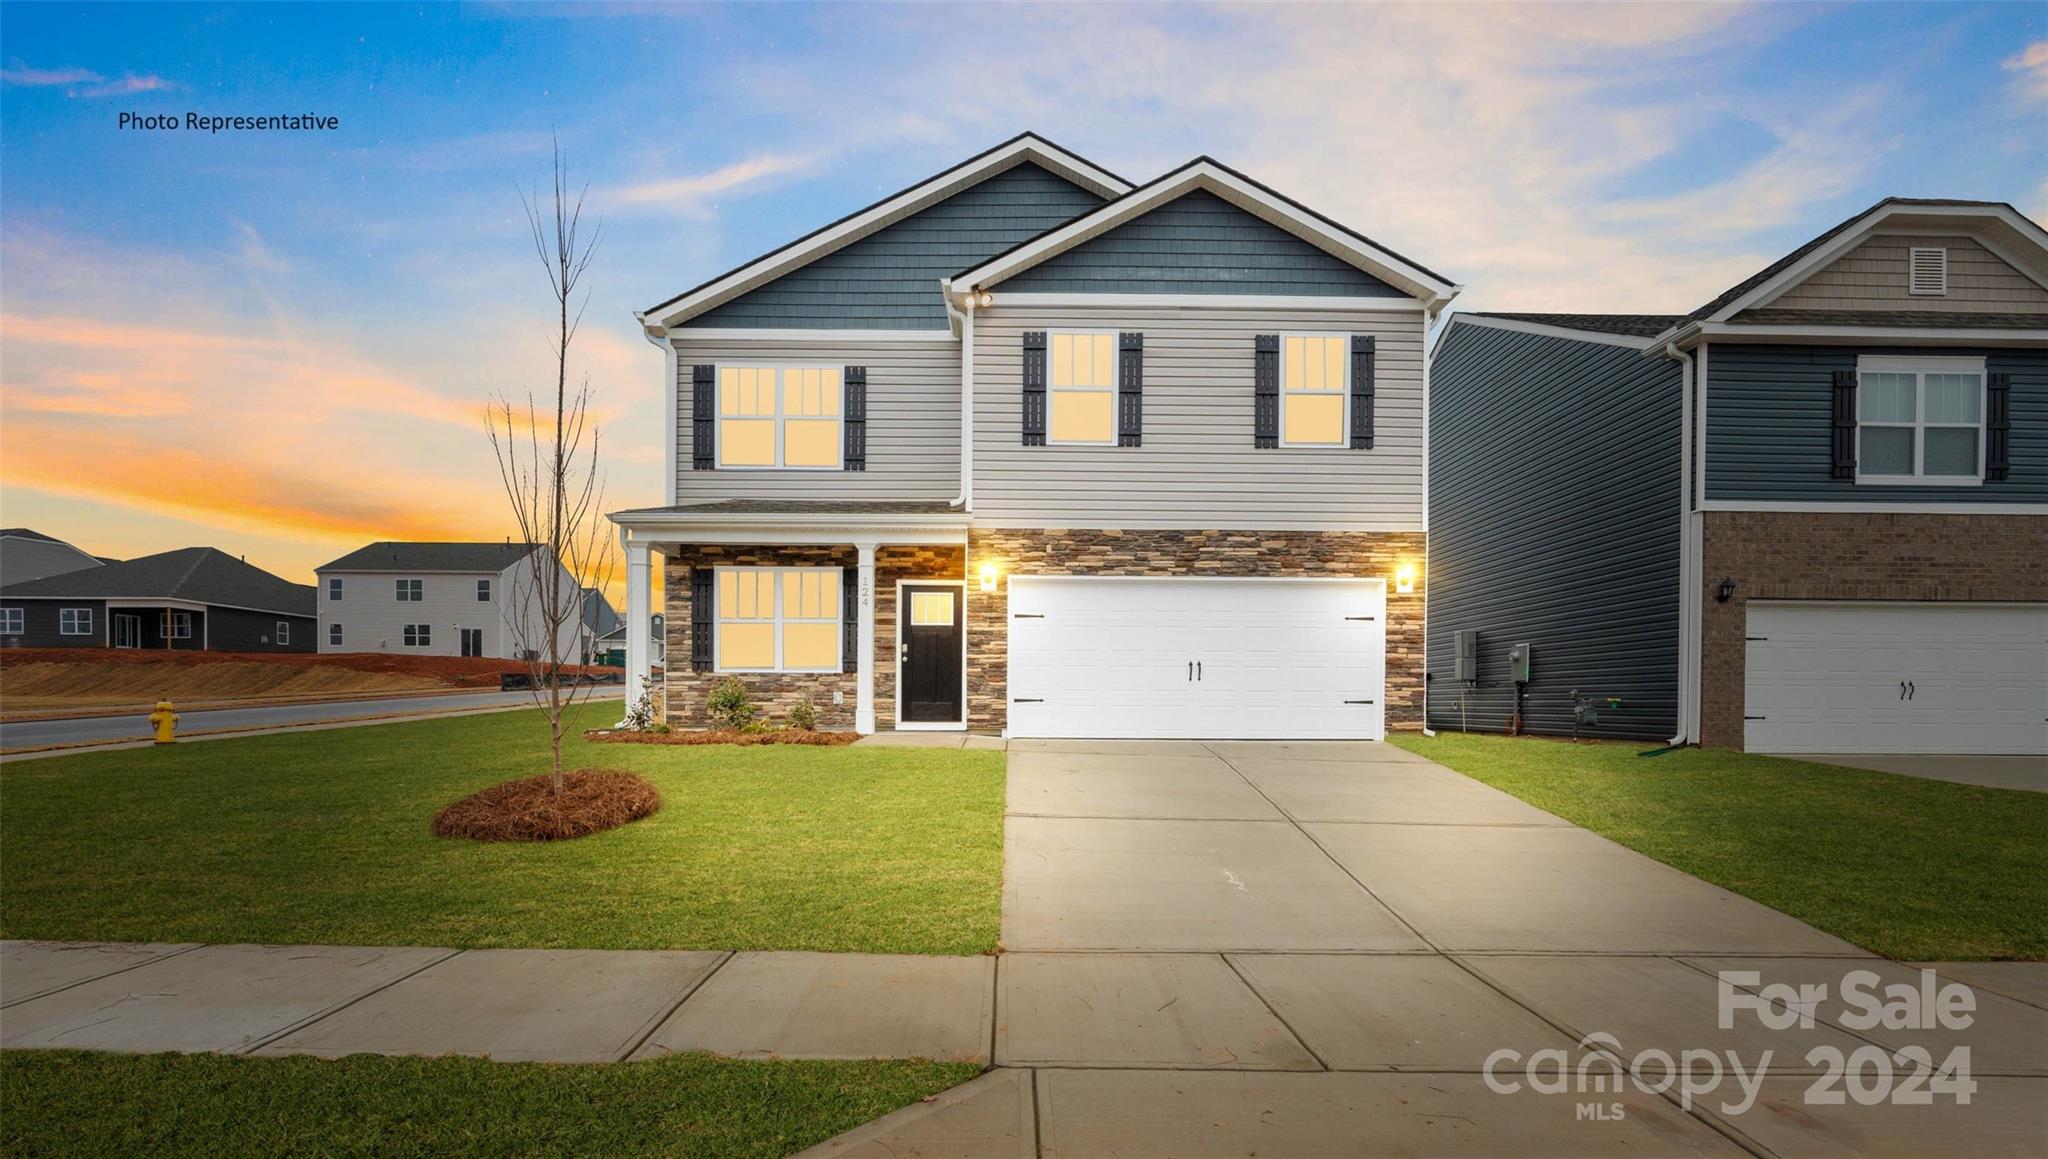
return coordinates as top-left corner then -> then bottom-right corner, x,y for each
2,2 -> 2043,601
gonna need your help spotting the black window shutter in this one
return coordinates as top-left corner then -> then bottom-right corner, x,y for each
690,567 -> 714,672
1350,335 -> 1377,450
1021,331 -> 1047,446
844,366 -> 867,471
1986,371 -> 2012,481
1830,369 -> 1857,480
1118,332 -> 1144,447
841,566 -> 858,673
692,365 -> 717,470
1253,334 -> 1279,448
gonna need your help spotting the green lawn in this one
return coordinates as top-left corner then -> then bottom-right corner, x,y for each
1388,732 -> 2048,961
0,1050 -> 976,1158
0,703 -> 1004,954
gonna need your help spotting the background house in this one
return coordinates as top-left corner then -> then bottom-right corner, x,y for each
0,546 -> 315,651
314,541 -> 584,661
595,613 -> 664,669
0,528 -> 108,587
580,587 -> 621,664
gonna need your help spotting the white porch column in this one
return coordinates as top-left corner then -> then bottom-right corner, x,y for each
623,538 -> 653,721
855,541 -> 877,735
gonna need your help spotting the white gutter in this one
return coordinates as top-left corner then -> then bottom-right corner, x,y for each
635,311 -> 678,507
1661,340 -> 1696,746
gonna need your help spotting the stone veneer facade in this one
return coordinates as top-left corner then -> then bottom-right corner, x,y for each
1698,510 -> 2048,748
965,527 -> 1427,735
662,544 -> 962,730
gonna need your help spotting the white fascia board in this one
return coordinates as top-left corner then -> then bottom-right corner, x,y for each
642,137 -> 1130,332
1442,313 -> 1659,350
1720,203 -> 2048,321
985,292 -> 1427,312
668,328 -> 958,343
1688,322 -> 2048,347
1700,500 -> 2048,515
954,161 -> 1457,305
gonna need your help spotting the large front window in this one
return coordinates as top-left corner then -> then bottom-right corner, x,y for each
1858,357 -> 1984,484
717,366 -> 842,468
1048,332 -> 1116,445
715,567 -> 840,672
1281,334 -> 1348,447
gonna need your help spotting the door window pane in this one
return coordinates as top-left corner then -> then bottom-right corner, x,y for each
910,590 -> 955,626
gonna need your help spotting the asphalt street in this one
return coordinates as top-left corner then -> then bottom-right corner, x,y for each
1,687 -> 624,749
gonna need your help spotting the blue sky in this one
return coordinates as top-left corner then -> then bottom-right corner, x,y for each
2,1 -> 2043,591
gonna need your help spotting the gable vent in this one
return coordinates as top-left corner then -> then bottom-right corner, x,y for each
1908,247 -> 1947,296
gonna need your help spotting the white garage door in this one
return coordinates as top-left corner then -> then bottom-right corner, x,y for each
1744,602 -> 2048,755
1007,577 -> 1386,740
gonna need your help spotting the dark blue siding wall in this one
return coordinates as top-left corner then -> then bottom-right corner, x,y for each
1000,190 -> 1404,297
687,162 -> 1104,330
1426,324 -> 1683,740
1705,345 -> 2048,502
0,599 -> 107,648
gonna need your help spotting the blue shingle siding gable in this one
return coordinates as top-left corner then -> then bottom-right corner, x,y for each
1704,344 -> 2047,502
685,162 -> 1105,330
999,189 -> 1405,297
1425,323 -> 1682,740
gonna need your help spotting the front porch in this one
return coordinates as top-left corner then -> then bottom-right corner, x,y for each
106,599 -> 207,651
610,502 -> 973,735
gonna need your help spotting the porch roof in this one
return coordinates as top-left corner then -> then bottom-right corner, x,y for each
608,499 -> 969,546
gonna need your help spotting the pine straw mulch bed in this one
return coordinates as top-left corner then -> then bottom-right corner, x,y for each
584,728 -> 859,747
431,769 -> 661,842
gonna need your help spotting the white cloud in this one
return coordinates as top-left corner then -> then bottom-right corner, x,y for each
608,152 -> 818,215
2004,41 -> 2048,103
1,64 -> 173,97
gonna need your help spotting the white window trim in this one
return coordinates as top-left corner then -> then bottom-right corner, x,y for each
1279,331 -> 1351,449
276,621 -> 290,645
476,579 -> 492,602
59,607 -> 93,636
403,623 -> 432,647
1046,331 -> 1120,447
330,623 -> 343,646
1855,355 -> 1987,487
1907,247 -> 1948,296
163,611 -> 193,640
0,608 -> 21,635
712,565 -> 843,674
714,363 -> 845,471
397,578 -> 423,602
328,577 -> 342,601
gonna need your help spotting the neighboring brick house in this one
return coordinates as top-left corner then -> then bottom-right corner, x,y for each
0,546 -> 315,652
610,134 -> 1455,738
1426,199 -> 2047,755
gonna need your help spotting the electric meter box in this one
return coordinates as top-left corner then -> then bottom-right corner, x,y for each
1507,643 -> 1532,684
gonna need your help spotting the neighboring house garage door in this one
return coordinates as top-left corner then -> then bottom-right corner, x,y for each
1007,577 -> 1386,740
1744,602 -> 2048,755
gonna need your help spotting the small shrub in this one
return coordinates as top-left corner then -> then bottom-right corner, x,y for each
787,698 -> 818,732
621,688 -> 658,731
706,677 -> 756,731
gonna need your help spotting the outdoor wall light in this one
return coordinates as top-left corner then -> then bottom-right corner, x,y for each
1394,564 -> 1417,595
979,562 -> 1000,592
975,290 -> 994,308
1716,578 -> 1737,603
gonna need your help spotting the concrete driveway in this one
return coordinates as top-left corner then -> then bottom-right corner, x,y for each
1784,752 -> 2048,793
814,738 -> 2048,1157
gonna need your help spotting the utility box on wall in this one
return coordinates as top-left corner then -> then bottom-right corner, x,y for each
1508,643 -> 1533,684
1454,629 -> 1478,683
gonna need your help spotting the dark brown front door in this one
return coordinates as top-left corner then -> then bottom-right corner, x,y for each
901,584 -> 963,723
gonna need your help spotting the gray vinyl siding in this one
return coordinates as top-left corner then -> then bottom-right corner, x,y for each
1425,324 -> 1682,740
971,304 -> 1424,529
1000,190 -> 1405,297
0,598 -> 107,648
1704,344 -> 2048,502
208,607 -> 315,652
674,337 -> 961,502
685,163 -> 1104,330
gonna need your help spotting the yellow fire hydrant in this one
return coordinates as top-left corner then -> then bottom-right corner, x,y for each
147,700 -> 180,745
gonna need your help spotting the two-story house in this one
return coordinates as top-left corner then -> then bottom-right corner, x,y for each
611,134 -> 1457,737
1426,198 -> 2047,755
315,541 -> 583,661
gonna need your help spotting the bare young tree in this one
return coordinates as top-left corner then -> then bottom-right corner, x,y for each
488,141 -> 612,793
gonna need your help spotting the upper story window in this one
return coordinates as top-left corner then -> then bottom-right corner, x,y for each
476,579 -> 492,602
60,607 -> 93,636
328,577 -> 343,601
1048,333 -> 1117,445
396,578 -> 423,602
715,567 -> 840,673
0,608 -> 21,635
1282,334 -> 1348,447
1857,356 -> 1984,485
718,366 -> 841,469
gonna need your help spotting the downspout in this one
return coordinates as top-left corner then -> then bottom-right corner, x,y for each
1417,290 -> 1459,738
1661,340 -> 1696,746
941,280 -> 974,512
636,312 -> 677,507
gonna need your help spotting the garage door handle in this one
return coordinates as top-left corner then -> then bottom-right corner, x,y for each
1907,681 -> 1915,700
1196,661 -> 1202,681
1188,662 -> 1193,682
1900,681 -> 1907,700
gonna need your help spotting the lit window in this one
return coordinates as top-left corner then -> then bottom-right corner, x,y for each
1048,333 -> 1116,444
276,621 -> 290,645
1858,358 -> 1984,484
0,608 -> 21,635
60,607 -> 92,636
909,590 -> 955,626
163,611 -> 192,640
1282,335 -> 1348,447
403,624 -> 432,647
330,623 -> 343,646
328,577 -> 343,601
397,579 -> 423,602
717,366 -> 842,468
476,579 -> 492,602
715,567 -> 840,672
